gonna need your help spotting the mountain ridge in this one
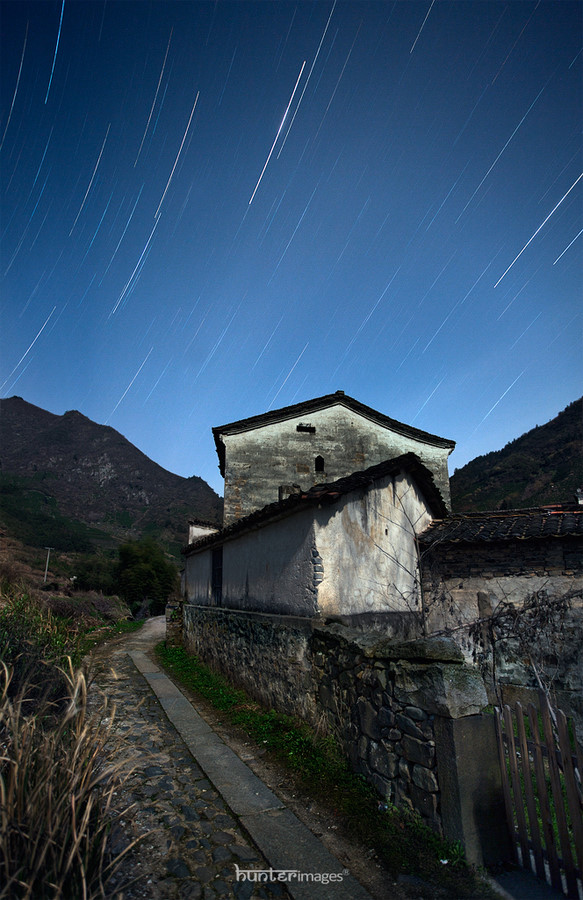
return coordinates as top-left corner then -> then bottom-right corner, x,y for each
1,395 -> 580,551
0,396 -> 222,552
450,397 -> 582,512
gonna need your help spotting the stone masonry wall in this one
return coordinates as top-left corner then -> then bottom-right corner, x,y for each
182,604 -> 316,721
180,605 -> 506,864
165,602 -> 183,647
312,626 -> 441,828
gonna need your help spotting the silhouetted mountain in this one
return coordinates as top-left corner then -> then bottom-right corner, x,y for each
0,397 -> 222,554
450,398 -> 582,512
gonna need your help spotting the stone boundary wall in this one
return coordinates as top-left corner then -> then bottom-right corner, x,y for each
182,604 -> 317,721
181,604 -> 509,866
165,602 -> 183,647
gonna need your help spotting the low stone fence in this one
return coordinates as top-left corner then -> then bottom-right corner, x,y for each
165,602 -> 183,647
180,603 -> 510,866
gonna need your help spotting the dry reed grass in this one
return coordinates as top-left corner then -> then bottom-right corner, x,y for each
0,659 -> 143,898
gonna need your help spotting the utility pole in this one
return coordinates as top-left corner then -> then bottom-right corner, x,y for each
44,547 -> 54,583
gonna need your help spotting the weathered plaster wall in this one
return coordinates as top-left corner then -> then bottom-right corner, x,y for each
313,471 -> 433,616
421,536 -> 583,650
221,509 -> 319,616
180,607 -> 507,865
184,547 -> 213,605
183,469 -> 434,618
221,405 -> 451,524
184,509 -> 318,615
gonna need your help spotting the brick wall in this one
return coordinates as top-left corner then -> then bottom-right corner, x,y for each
421,537 -> 582,582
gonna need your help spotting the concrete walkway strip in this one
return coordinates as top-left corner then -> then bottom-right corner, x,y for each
128,650 -> 373,900
239,807 -> 374,900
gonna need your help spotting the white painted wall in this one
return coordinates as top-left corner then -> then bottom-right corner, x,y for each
184,466 -> 435,620
221,508 -> 318,616
184,548 -> 213,605
188,522 -> 219,543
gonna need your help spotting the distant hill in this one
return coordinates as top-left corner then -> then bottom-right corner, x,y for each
0,396 -> 222,555
450,398 -> 582,512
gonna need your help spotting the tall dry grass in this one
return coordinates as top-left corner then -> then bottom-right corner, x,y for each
0,660 -> 141,899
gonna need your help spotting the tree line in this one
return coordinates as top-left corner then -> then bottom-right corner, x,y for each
75,537 -> 178,616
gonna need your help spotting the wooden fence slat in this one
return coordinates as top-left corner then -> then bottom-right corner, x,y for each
539,694 -> 578,899
528,703 -> 563,893
495,708 -> 519,865
556,709 -> 583,880
496,697 -> 583,899
503,704 -> 531,868
516,702 -> 546,880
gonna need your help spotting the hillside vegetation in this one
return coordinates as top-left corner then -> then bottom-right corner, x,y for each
0,538 -> 143,897
450,398 -> 582,512
0,396 -> 222,556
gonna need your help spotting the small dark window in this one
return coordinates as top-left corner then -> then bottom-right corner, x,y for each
211,547 -> 223,604
315,455 -> 325,473
297,423 -> 316,433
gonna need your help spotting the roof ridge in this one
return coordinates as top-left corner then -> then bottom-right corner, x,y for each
211,391 -> 455,477
212,392 -> 455,441
435,504 -> 582,521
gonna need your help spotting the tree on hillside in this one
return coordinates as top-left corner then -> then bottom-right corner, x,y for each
74,551 -> 118,594
116,538 -> 178,617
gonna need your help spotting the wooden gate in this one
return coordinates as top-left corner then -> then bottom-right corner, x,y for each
495,694 -> 583,898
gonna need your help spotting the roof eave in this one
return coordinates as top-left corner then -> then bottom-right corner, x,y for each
211,391 -> 455,451
183,452 -> 448,555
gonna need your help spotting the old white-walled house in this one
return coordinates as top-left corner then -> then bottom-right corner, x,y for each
181,391 -> 583,723
177,390 -> 583,844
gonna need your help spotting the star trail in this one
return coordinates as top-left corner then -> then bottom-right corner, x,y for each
1,1 -> 581,494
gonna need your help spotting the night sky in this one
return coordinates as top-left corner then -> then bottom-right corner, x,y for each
1,1 -> 581,495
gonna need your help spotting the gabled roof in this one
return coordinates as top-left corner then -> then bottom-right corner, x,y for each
418,505 -> 583,545
212,391 -> 455,476
183,452 -> 448,554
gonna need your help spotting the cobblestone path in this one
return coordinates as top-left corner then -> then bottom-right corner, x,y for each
91,635 -> 289,900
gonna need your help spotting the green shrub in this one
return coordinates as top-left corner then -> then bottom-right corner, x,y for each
74,552 -> 118,594
0,585 -> 82,704
116,538 -> 178,616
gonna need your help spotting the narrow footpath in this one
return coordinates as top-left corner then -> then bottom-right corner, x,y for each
89,618 -> 377,900
90,620 -> 550,900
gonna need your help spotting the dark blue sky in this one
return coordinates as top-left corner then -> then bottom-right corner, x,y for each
1,1 -> 581,494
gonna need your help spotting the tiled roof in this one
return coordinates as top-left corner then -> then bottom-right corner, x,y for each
212,391 -> 455,475
418,506 -> 583,545
187,517 -> 221,528
183,453 -> 448,554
